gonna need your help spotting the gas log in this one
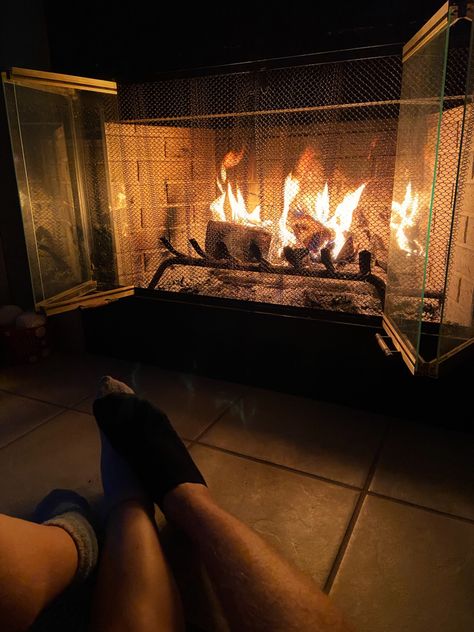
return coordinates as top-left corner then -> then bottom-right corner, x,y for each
288,212 -> 335,253
205,220 -> 272,262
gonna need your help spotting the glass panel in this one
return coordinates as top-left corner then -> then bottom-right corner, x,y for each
3,78 -> 121,304
384,12 -> 451,370
438,20 -> 474,364
3,81 -> 90,302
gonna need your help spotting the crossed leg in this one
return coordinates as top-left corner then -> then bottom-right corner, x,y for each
91,499 -> 185,632
91,388 -> 186,632
94,382 -> 355,632
0,383 -> 186,632
165,483 -> 352,632
0,378 -> 354,632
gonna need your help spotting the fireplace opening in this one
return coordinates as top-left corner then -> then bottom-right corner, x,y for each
108,56 -> 403,319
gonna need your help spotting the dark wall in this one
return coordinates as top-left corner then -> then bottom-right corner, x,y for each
0,1 -> 51,308
43,0 -> 445,80
1,1 -> 50,71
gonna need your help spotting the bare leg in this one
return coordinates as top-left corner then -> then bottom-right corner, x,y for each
91,499 -> 185,632
94,383 -> 354,632
165,484 -> 354,632
92,378 -> 186,632
0,513 -> 78,631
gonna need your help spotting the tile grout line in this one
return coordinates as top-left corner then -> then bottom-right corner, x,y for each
0,385 -> 244,453
0,387 -> 94,412
0,407 -> 73,452
322,421 -> 392,594
367,491 -> 474,525
0,390 -> 98,452
190,440 -> 362,492
70,393 -> 94,409
186,391 -> 248,446
3,403 -> 472,527
195,433 -> 474,525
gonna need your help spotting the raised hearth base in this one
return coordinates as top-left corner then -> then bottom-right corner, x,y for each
81,291 -> 473,431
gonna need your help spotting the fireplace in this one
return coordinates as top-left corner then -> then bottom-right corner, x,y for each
2,1 -> 474,377
107,55 -> 401,320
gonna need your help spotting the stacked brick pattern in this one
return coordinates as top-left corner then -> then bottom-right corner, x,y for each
105,122 -> 216,287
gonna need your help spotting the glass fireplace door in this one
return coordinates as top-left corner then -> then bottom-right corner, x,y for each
2,68 -> 134,314
383,1 -> 474,375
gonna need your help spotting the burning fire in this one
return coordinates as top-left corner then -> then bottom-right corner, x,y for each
210,149 -> 265,226
210,147 -> 366,261
279,173 -> 299,248
279,177 -> 366,258
391,183 -> 423,255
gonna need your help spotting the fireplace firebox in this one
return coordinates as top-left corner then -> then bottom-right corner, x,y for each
108,56 -> 400,323
2,1 -> 474,376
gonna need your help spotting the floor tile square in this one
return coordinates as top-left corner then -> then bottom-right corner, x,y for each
0,409 -> 102,519
371,422 -> 474,520
200,387 -> 388,487
190,445 -> 359,586
330,496 -> 474,632
0,391 -> 62,448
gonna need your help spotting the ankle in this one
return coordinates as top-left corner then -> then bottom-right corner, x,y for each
163,482 -> 213,524
106,498 -> 155,524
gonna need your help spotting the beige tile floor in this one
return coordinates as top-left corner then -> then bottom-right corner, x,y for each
0,351 -> 473,632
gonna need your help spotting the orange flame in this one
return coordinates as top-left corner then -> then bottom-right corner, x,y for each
277,148 -> 366,258
210,147 -> 366,261
210,149 -> 264,226
278,173 -> 299,250
391,183 -> 423,255
324,184 -> 366,257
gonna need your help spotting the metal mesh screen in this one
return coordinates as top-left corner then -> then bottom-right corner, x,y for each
108,56 -> 402,316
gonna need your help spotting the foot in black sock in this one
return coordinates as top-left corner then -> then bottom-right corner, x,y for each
93,381 -> 206,511
95,376 -> 152,519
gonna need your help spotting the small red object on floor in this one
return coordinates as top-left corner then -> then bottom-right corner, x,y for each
0,321 -> 50,365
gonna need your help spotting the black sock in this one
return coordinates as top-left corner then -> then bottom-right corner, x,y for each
93,393 -> 206,509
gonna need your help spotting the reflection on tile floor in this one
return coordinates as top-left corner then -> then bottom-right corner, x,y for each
72,364 -> 244,440
371,421 -> 474,520
1,351 -> 473,631
200,388 -> 388,486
